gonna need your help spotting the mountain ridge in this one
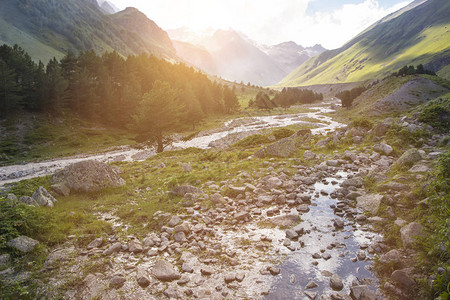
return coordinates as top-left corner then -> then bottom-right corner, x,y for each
278,0 -> 450,87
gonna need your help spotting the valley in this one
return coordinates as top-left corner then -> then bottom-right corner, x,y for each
0,0 -> 449,299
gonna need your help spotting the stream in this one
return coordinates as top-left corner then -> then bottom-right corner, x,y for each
0,102 -> 344,187
265,171 -> 381,299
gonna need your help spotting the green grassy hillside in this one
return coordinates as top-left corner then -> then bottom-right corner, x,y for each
0,0 -> 176,62
279,0 -> 450,87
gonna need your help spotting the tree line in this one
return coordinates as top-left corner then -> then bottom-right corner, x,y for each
0,44 -> 239,151
392,64 -> 436,77
248,88 -> 323,109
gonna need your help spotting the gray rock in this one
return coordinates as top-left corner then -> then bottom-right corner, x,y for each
152,260 -> 180,281
234,211 -> 250,221
394,148 -> 422,170
19,196 -> 38,206
303,150 -> 316,160
285,229 -> 299,240
103,242 -> 122,255
50,183 -> 70,196
350,285 -> 377,300
391,269 -> 415,289
306,280 -> 318,289
50,160 -> 125,193
170,185 -> 201,197
270,215 -> 299,227
356,194 -> 383,215
181,262 -> 193,273
109,275 -> 126,288
304,291 -> 318,299
379,249 -> 402,265
163,287 -> 179,299
174,223 -> 190,234
7,236 -> 38,253
128,240 -> 143,254
201,267 -> 213,276
174,232 -> 187,243
326,160 -> 339,167
87,237 -> 103,250
224,273 -> 236,283
400,222 -> 423,248
6,194 -> 18,202
374,143 -> 393,155
266,177 -> 283,189
330,274 -> 343,291
268,266 -> 280,275
168,215 -> 181,227
341,177 -> 364,188
210,193 -> 226,207
136,267 -> 150,287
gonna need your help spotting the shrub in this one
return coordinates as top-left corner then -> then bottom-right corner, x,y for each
418,97 -> 450,132
271,128 -> 295,140
233,134 -> 270,148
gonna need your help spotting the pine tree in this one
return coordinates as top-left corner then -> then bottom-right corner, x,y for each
132,81 -> 183,153
223,85 -> 239,114
0,60 -> 22,114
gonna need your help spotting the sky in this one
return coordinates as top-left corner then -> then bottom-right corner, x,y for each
108,0 -> 412,49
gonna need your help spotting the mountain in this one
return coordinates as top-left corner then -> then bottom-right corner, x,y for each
261,42 -> 326,74
279,0 -> 450,87
0,0 -> 176,63
172,40 -> 217,75
110,7 -> 175,58
169,28 -> 326,86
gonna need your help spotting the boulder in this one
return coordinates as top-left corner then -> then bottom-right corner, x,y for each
87,237 -> 103,250
210,193 -> 226,207
329,274 -> 343,291
269,215 -> 299,227
350,285 -> 377,300
394,148 -> 422,170
379,249 -> 402,265
152,260 -> 181,281
136,267 -> 150,287
374,143 -> 393,155
356,194 -> 383,215
109,275 -> 126,288
32,187 -> 57,207
50,183 -> 70,196
400,222 -> 423,248
128,240 -> 143,254
391,269 -> 416,289
19,196 -> 38,206
170,185 -> 201,197
50,160 -> 125,193
266,177 -> 283,189
303,150 -> 316,160
7,236 -> 39,253
341,177 -> 364,188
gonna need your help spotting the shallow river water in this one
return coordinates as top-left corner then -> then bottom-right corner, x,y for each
0,102 -> 344,187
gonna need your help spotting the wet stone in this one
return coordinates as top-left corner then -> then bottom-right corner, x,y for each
306,280 -> 318,289
304,291 -> 318,299
330,274 -> 343,291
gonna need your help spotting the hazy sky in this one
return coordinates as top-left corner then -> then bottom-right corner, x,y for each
109,0 -> 412,49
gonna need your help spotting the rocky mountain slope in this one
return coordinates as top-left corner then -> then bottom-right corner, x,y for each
0,0 -> 177,62
278,0 -> 450,87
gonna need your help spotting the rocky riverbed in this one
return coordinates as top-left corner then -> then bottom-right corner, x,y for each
1,100 -> 448,299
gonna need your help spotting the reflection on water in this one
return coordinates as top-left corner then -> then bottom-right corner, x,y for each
266,171 -> 381,299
